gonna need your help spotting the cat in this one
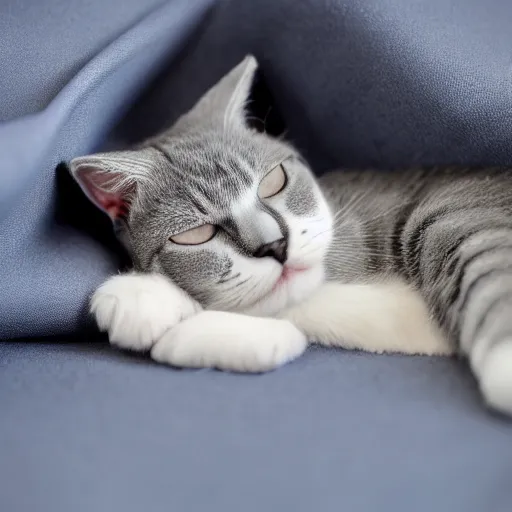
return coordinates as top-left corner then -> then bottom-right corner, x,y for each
70,56 -> 512,416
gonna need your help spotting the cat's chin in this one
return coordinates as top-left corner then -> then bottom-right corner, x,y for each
240,265 -> 325,317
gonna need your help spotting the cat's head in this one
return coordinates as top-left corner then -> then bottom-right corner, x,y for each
70,56 -> 332,315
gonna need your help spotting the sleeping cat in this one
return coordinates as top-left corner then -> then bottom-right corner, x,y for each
70,56 -> 512,416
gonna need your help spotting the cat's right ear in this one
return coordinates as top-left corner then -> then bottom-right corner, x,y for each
172,55 -> 258,132
69,150 -> 151,221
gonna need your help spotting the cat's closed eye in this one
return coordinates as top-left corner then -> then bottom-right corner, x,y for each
258,164 -> 287,199
170,224 -> 216,245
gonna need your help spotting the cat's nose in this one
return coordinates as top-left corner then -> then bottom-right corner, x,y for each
253,238 -> 288,264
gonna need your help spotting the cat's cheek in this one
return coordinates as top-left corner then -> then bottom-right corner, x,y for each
285,214 -> 332,268
158,245 -> 233,300
202,252 -> 280,313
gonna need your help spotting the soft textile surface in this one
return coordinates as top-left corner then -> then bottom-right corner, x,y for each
2,0 -> 512,339
0,0 -> 215,338
2,1 -> 512,510
1,341 -> 511,512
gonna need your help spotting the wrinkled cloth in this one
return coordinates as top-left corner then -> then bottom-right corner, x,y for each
1,341 -> 511,512
2,0 -> 512,339
1,1 -> 512,511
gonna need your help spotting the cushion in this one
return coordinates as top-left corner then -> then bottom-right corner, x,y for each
1,341 -> 511,512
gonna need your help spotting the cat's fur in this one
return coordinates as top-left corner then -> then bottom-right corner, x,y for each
70,56 -> 512,415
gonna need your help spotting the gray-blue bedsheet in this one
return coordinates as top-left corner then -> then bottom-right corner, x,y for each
1,0 -> 512,510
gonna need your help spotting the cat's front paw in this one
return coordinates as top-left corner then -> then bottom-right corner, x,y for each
479,339 -> 512,416
91,273 -> 201,352
150,311 -> 307,372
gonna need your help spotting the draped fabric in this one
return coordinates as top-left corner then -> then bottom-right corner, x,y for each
2,0 -> 512,339
1,1 -> 512,510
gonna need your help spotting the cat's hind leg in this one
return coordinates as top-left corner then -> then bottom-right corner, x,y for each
414,224 -> 512,416
477,340 -> 512,415
453,249 -> 512,415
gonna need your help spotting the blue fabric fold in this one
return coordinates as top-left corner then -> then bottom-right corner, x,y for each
1,0 -> 512,342
0,0 -> 215,338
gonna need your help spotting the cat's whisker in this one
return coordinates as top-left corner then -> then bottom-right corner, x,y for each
325,252 -> 389,267
324,260 -> 376,273
303,217 -> 326,225
326,248 -> 401,259
325,250 -> 401,263
355,204 -> 411,225
236,279 -> 266,305
327,263 -> 381,272
221,278 -> 251,293
307,223 -> 395,245
333,189 -> 373,219
330,231 -> 404,241
217,272 -> 242,285
329,242 -> 402,254
300,246 -> 324,259
329,199 -> 411,232
333,189 -> 381,220
305,232 -> 330,244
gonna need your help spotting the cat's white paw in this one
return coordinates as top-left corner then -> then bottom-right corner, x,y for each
479,339 -> 512,416
150,311 -> 307,372
91,273 -> 201,352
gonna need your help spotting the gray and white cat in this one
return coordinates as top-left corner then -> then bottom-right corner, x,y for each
70,56 -> 512,416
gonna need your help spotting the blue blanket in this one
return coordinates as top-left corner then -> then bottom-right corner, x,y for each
3,0 -> 512,339
1,1 -> 512,510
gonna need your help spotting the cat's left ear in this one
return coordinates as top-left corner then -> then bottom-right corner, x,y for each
68,149 -> 152,221
174,55 -> 258,131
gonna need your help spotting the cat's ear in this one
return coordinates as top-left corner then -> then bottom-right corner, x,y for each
69,149 -> 152,221
175,55 -> 258,131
